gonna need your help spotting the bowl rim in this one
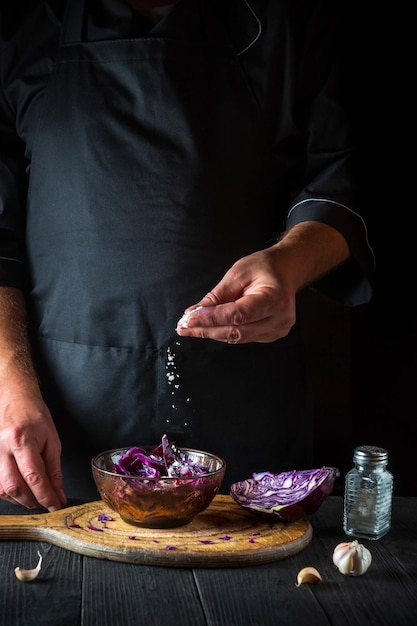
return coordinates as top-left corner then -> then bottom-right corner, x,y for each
91,446 -> 226,480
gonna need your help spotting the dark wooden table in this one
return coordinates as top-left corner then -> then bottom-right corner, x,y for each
0,496 -> 416,625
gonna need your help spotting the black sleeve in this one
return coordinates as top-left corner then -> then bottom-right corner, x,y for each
0,80 -> 29,289
0,0 -> 64,289
235,0 -> 375,306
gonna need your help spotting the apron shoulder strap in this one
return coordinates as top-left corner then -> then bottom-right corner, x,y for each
60,0 -> 85,45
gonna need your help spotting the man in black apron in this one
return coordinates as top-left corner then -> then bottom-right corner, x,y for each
0,0 -> 374,510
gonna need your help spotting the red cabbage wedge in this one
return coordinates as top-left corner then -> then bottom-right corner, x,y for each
230,467 -> 339,522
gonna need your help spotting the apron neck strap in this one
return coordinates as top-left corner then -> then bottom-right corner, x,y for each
61,0 -> 86,45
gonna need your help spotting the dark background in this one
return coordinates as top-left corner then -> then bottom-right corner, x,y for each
301,289 -> 416,497
303,9 -> 415,496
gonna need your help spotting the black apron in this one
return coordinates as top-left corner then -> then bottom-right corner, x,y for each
26,0 -> 312,497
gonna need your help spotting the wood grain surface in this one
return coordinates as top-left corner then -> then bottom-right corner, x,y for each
0,494 -> 312,567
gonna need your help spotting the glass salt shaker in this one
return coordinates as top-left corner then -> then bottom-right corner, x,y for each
343,445 -> 393,540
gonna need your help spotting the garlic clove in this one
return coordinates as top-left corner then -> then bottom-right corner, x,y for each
332,540 -> 372,576
296,566 -> 322,586
14,551 -> 43,582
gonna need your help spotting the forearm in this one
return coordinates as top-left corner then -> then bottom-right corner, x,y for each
271,220 -> 350,294
0,286 -> 39,391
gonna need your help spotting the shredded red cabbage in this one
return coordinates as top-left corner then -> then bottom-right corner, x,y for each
230,467 -> 339,522
112,434 -> 209,478
87,523 -> 104,532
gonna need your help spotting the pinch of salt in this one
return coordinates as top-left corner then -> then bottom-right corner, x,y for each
177,306 -> 203,329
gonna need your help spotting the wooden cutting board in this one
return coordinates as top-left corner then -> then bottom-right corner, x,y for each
0,495 -> 312,568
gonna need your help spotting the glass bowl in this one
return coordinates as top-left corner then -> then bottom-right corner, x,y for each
91,447 -> 226,528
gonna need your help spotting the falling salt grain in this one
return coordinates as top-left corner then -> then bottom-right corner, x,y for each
165,344 -> 192,426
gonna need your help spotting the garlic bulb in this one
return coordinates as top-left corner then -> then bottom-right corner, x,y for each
332,540 -> 372,576
14,551 -> 43,582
